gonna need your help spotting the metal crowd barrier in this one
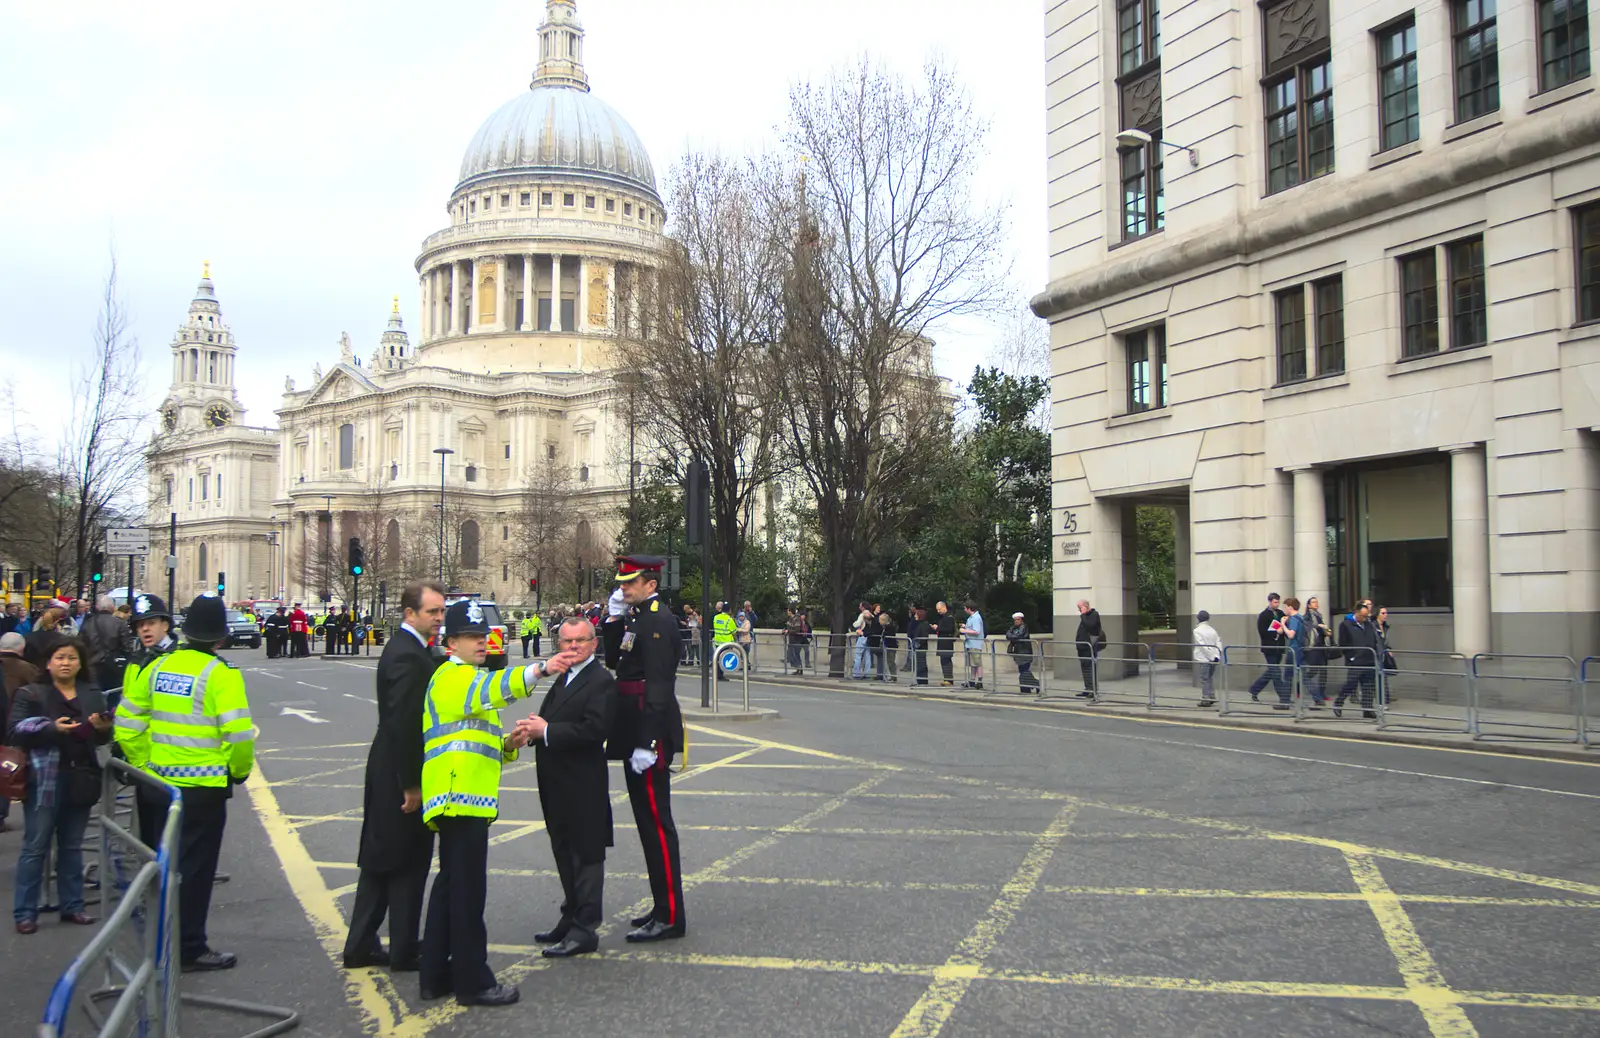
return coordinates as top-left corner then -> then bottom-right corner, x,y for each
1372,650 -> 1472,735
980,640 -> 1049,699
1471,653 -> 1584,744
39,759 -> 300,1038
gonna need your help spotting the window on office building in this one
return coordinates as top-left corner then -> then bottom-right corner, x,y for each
1400,250 -> 1441,358
1452,1 -> 1500,121
1262,0 -> 1334,194
1314,276 -> 1346,375
1125,324 -> 1168,412
1577,203 -> 1600,323
1119,140 -> 1163,240
1275,287 -> 1308,384
1447,236 -> 1488,349
1323,461 -> 1453,609
1377,18 -> 1420,150
1537,0 -> 1591,91
1117,0 -> 1160,74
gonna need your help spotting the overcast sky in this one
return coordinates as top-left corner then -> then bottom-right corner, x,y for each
0,0 -> 1047,434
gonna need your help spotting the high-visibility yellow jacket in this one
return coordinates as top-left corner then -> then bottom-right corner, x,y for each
519,615 -> 541,637
712,613 -> 737,644
115,647 -> 255,788
421,658 -> 535,827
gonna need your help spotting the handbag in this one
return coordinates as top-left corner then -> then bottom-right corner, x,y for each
62,764 -> 101,808
0,745 -> 29,802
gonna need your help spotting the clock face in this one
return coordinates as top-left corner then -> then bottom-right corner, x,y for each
160,406 -> 176,431
206,404 -> 231,428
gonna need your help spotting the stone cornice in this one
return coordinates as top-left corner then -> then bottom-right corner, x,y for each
1031,95 -> 1600,320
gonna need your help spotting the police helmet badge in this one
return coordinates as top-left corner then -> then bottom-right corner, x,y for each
135,595 -> 151,615
467,601 -> 484,625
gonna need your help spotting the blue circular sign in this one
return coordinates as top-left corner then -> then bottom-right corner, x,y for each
718,647 -> 742,672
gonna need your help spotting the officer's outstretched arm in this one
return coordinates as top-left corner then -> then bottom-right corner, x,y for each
215,669 -> 256,781
481,662 -> 534,710
114,663 -> 153,770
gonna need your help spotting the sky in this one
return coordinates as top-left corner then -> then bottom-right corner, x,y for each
0,0 -> 1048,434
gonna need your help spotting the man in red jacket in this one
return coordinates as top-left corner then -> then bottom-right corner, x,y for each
289,603 -> 310,659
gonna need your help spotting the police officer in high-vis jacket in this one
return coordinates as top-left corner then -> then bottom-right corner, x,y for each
117,593 -> 179,849
114,594 -> 254,972
418,600 -> 578,1007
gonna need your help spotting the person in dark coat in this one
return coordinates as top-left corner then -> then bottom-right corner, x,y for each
343,580 -> 447,971
1334,600 -> 1380,719
932,602 -> 957,686
0,632 -> 40,832
1247,593 -> 1288,704
80,595 -> 137,696
1073,600 -> 1106,696
521,616 -> 616,957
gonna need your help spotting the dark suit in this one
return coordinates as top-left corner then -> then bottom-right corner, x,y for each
344,625 -> 438,966
610,595 -> 686,927
534,659 -> 616,943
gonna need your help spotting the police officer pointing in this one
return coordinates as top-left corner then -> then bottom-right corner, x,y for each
115,594 -> 255,972
611,555 -> 688,941
418,599 -> 578,1007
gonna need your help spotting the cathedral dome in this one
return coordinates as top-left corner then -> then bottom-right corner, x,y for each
457,86 -> 658,200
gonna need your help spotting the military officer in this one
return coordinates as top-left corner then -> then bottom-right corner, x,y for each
418,600 -> 578,1007
115,594 -> 255,972
610,555 -> 688,942
115,593 -> 180,849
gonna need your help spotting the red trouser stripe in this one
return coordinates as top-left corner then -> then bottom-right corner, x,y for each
643,772 -> 677,925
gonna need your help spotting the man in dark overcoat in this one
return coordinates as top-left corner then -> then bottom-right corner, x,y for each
342,579 -> 447,970
521,615 -> 617,957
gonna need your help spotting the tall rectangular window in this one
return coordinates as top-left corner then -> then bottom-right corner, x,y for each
1119,137 -> 1164,240
1578,203 -> 1600,323
1452,1 -> 1500,121
200,473 -> 209,501
1400,250 -> 1441,358
1275,287 -> 1308,384
1314,276 -> 1346,375
338,423 -> 355,470
1378,19 -> 1420,150
1262,0 -> 1333,194
164,478 -> 173,506
215,473 -> 222,500
1538,0 -> 1591,91
1118,0 -> 1161,73
1126,325 -> 1168,412
1447,236 -> 1488,349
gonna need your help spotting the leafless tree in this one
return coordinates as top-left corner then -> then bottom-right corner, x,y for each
61,252 -> 148,593
614,150 -> 790,603
511,457 -> 577,602
765,57 -> 1008,663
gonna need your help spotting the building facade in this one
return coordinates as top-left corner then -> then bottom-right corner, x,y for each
146,267 -> 281,602
1035,0 -> 1599,657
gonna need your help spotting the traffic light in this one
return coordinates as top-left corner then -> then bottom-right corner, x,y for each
90,552 -> 105,585
348,537 -> 365,577
217,571 -> 225,596
528,576 -> 538,592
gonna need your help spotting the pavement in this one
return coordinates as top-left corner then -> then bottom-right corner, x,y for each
3,649 -> 1599,1036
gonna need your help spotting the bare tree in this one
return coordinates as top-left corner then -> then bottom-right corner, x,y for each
511,458 -> 577,601
614,150 -> 789,604
62,252 -> 148,593
766,57 -> 1008,662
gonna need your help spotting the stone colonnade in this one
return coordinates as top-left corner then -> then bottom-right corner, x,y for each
418,254 -> 641,341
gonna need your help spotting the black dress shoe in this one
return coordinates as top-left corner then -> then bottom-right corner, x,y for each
456,983 -> 519,1007
625,919 -> 686,943
1362,710 -> 1378,719
343,947 -> 390,969
182,951 -> 238,972
630,912 -> 655,928
390,957 -> 420,973
541,936 -> 598,958
419,981 -> 451,1001
533,923 -> 571,944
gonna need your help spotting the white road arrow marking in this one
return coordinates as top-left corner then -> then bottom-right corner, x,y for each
280,707 -> 330,724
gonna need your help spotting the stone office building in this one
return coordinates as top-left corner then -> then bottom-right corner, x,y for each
1034,0 -> 1599,657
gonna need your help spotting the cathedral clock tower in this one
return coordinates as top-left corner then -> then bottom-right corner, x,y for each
159,262 -> 247,433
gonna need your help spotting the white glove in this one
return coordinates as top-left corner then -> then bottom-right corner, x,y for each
629,748 -> 658,774
608,588 -> 629,618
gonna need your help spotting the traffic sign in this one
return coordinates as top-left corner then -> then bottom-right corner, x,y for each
106,528 -> 150,556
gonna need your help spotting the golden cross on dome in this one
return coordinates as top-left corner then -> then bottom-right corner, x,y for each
392,295 -> 400,313
203,260 -> 211,279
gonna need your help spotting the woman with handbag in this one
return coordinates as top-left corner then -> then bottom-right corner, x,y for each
1375,606 -> 1397,705
8,636 -> 111,934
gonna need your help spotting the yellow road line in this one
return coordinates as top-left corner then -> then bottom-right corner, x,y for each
685,772 -> 891,885
1039,885 -> 1600,908
686,723 -> 893,767
259,742 -> 370,754
1348,851 -> 1479,1037
271,762 -> 370,787
890,804 -> 1079,1038
245,765 -> 465,1037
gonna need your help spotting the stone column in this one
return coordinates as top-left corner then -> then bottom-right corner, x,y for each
1447,444 -> 1491,657
1264,468 -> 1294,599
577,256 -> 589,332
418,275 -> 428,345
496,255 -> 510,332
470,257 -> 483,333
1290,466 -> 1327,611
1173,500 -> 1192,636
450,262 -> 464,336
550,254 -> 563,332
521,254 -> 534,331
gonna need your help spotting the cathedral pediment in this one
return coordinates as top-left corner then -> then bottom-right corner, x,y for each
302,362 -> 379,407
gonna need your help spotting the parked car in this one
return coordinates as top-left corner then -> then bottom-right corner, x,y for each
432,594 -> 508,670
225,609 -> 263,649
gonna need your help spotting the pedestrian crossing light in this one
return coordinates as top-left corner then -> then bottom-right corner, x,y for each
348,537 -> 364,577
528,576 -> 538,591
90,552 -> 105,585
217,571 -> 225,596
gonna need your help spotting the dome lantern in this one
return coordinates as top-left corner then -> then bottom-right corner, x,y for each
532,0 -> 588,93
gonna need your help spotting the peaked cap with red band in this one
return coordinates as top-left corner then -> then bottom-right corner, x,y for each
615,554 -> 666,581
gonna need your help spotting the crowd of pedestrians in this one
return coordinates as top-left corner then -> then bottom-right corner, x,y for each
1208,593 -> 1397,717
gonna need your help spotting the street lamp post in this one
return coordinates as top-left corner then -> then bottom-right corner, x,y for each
321,494 -> 334,605
614,371 -> 644,545
433,448 -> 455,582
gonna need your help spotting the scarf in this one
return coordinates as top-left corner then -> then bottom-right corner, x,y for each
13,715 -> 57,808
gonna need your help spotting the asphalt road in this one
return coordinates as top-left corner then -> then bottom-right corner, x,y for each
6,650 -> 1599,1037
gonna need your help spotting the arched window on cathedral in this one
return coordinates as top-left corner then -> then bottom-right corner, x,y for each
385,519 -> 401,565
198,543 -> 208,588
460,521 -> 480,570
